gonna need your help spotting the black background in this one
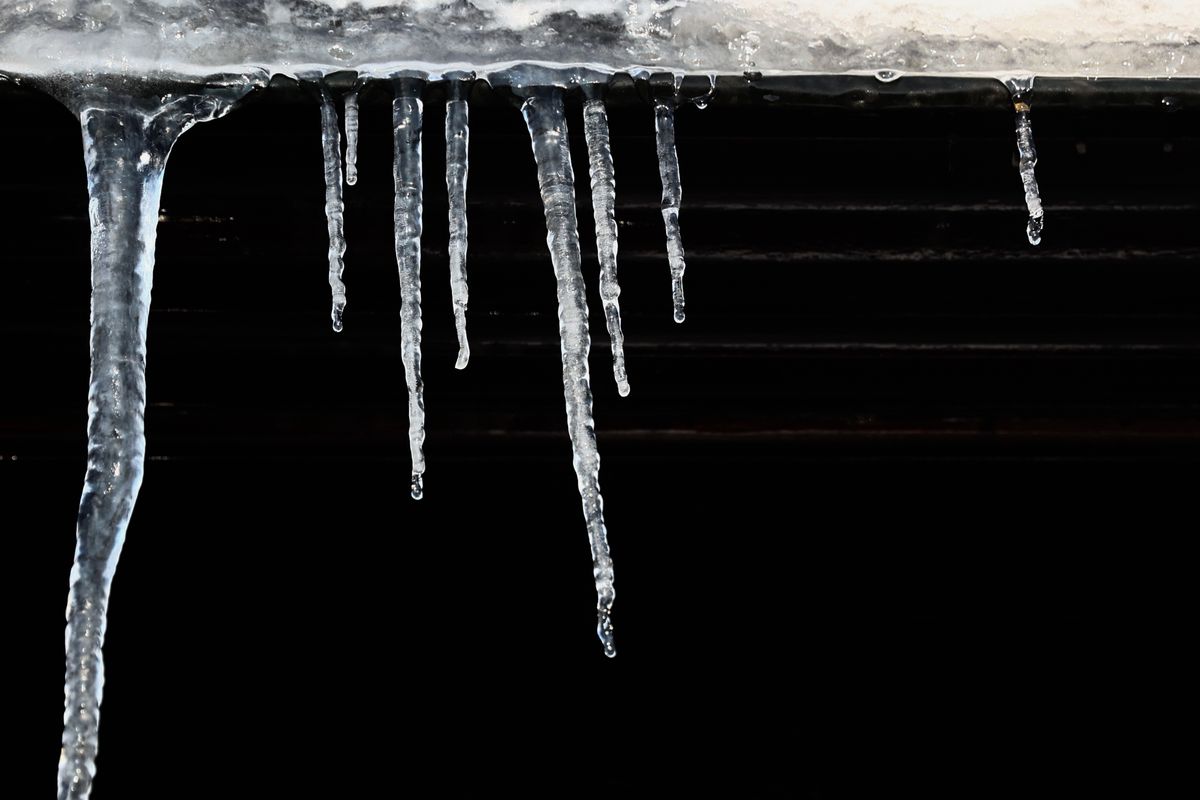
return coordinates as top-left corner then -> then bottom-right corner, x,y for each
2,77 -> 1195,796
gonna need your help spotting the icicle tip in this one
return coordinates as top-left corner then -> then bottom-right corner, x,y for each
1027,214 -> 1044,246
410,473 -> 424,501
598,608 -> 617,658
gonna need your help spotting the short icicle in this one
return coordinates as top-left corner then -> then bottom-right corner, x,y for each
521,87 -> 617,657
393,78 -> 427,500
653,94 -> 688,323
1007,76 -> 1044,246
56,79 -> 254,800
583,94 -> 630,396
319,82 -> 348,331
344,89 -> 360,186
445,79 -> 471,369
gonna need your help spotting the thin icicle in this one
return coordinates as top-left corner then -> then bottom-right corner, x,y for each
393,80 -> 426,500
445,87 -> 471,369
319,83 -> 348,331
522,88 -> 617,658
344,90 -> 359,186
57,85 -> 250,800
1007,78 -> 1044,246
583,97 -> 630,397
654,98 -> 687,323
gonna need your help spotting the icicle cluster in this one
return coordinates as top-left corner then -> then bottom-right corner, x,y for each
45,65 -> 1068,795
302,74 -> 695,657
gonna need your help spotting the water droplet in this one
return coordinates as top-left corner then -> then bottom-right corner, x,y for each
410,473 -> 424,501
673,308 -> 686,324
1162,95 -> 1180,111
875,69 -> 902,83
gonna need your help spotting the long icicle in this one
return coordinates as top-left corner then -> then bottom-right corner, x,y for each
319,82 -> 348,331
1007,77 -> 1044,246
393,78 -> 427,500
344,89 -> 359,186
583,96 -> 630,397
58,85 -> 250,800
654,97 -> 687,323
445,81 -> 471,369
522,88 -> 617,657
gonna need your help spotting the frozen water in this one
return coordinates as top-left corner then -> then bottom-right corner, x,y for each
445,79 -> 472,370
392,79 -> 428,500
344,90 -> 360,186
522,87 -> 617,657
4,1 -> 1196,792
1,1 -> 1199,78
54,75 -> 260,800
654,97 -> 687,324
583,97 -> 629,396
319,81 -> 349,331
1006,78 -> 1045,246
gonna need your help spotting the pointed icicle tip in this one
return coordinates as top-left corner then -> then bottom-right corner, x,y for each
598,608 -> 617,658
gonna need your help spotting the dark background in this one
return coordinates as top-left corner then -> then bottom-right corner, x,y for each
2,76 -> 1195,796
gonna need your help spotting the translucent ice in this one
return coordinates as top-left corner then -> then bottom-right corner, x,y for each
320,82 -> 349,331
344,90 -> 360,187
654,97 -> 688,324
583,96 -> 630,396
522,88 -> 617,657
393,79 -> 427,499
55,76 -> 258,800
1007,77 -> 1045,246
445,80 -> 472,370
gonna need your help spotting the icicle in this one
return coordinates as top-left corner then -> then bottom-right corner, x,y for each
1007,77 -> 1044,246
522,88 -> 617,658
344,90 -> 359,186
393,78 -> 426,500
319,83 -> 348,331
445,81 -> 471,369
583,96 -> 630,397
654,97 -> 688,323
57,82 -> 251,800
